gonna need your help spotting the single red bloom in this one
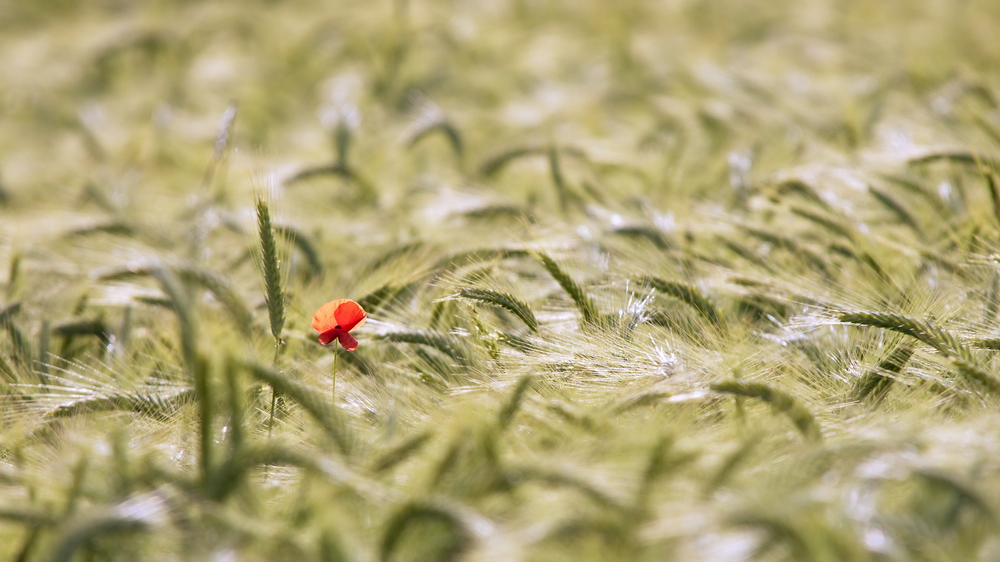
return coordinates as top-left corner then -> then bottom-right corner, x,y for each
312,299 -> 367,351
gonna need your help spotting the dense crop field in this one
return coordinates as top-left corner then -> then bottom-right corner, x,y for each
3,0 -> 1000,560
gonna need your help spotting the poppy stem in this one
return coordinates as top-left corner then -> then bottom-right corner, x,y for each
332,350 -> 339,403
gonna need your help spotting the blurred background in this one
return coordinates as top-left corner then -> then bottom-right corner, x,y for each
3,0 -> 998,209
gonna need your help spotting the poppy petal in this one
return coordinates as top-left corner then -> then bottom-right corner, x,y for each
312,299 -> 351,332
338,331 -> 359,351
334,300 -> 367,331
318,329 -> 339,346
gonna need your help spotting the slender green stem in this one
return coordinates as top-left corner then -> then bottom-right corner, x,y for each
268,389 -> 277,438
268,338 -> 282,438
332,350 -> 339,403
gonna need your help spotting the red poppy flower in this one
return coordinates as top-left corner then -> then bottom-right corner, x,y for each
312,299 -> 367,351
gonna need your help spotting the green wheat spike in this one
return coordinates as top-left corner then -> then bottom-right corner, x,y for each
711,380 -> 821,440
429,247 -> 532,275
719,238 -> 779,274
506,464 -> 626,511
828,242 -> 889,281
840,312 -> 1000,393
498,375 -> 533,429
611,391 -> 673,414
0,354 -> 17,387
852,345 -> 913,403
953,359 -> 1000,394
319,530 -> 349,562
466,307 -> 500,360
67,221 -> 136,239
479,145 -> 544,177
462,204 -> 529,222
200,101 -> 238,193
255,196 -> 285,342
702,435 -> 762,496
790,205 -> 855,241
867,185 -> 923,235
532,251 -> 600,325
0,302 -> 32,368
547,144 -> 570,214
975,158 -> 1000,226
0,301 -> 21,323
53,318 -> 109,340
407,119 -> 464,162
838,311 -> 970,360
6,252 -> 21,300
907,149 -> 1000,170
429,299 -> 456,331
43,388 -> 196,424
880,173 -> 942,208
356,283 -> 407,316
739,225 -> 834,278
545,401 -> 597,431
913,469 -> 996,522
177,264 -> 254,337
636,435 -> 696,508
449,287 -> 538,333
638,276 -> 721,326
37,317 -> 51,376
380,502 -> 471,562
274,223 -> 324,281
428,432 -> 465,488
371,432 -> 434,473
98,259 -> 252,338
774,178 -> 831,209
496,332 -> 538,354
611,225 -> 673,250
973,338 -> 1000,350
367,241 -> 426,272
377,331 -> 467,363
46,493 -> 167,562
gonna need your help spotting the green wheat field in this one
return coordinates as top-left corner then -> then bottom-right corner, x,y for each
3,0 -> 1000,560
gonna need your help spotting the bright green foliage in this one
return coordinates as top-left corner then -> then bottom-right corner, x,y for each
3,0 -> 1000,561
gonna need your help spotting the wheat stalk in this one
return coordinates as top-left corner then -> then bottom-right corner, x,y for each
254,192 -> 289,434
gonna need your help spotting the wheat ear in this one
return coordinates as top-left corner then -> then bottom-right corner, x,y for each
533,252 -> 599,325
639,276 -> 721,326
447,287 -> 538,333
